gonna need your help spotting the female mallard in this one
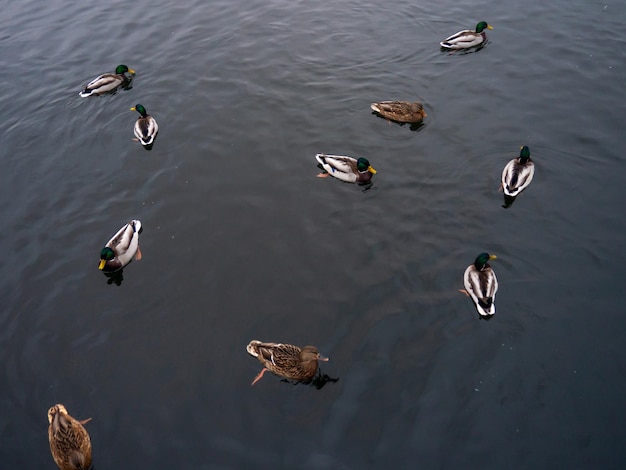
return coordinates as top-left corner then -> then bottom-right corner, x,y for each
48,404 -> 92,470
315,154 -> 377,184
440,21 -> 493,50
501,146 -> 535,197
246,340 -> 329,385
99,219 -> 142,272
130,104 -> 159,148
370,101 -> 427,124
79,64 -> 135,97
461,253 -> 498,317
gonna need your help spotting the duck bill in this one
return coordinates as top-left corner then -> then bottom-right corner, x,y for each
128,68 -> 136,74
489,254 -> 497,261
319,355 -> 329,362
368,166 -> 377,174
487,25 -> 493,30
130,107 -> 136,111
98,259 -> 107,270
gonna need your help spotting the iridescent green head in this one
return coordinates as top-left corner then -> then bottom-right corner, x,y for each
131,104 -> 147,117
115,64 -> 135,75
519,146 -> 531,163
99,247 -> 115,270
474,252 -> 497,270
356,157 -> 377,174
475,22 -> 493,33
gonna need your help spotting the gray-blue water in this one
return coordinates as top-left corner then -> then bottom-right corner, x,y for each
2,0 -> 626,468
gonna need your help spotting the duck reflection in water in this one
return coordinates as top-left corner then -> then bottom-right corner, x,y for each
501,193 -> 517,209
104,269 -> 124,286
274,371 -> 339,389
310,371 -> 339,390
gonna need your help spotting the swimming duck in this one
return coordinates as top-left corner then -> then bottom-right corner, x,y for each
79,64 -> 135,97
130,104 -> 159,148
48,404 -> 92,470
501,146 -> 535,197
246,340 -> 329,385
461,253 -> 498,316
99,219 -> 142,272
370,101 -> 427,124
315,154 -> 377,184
440,21 -> 493,50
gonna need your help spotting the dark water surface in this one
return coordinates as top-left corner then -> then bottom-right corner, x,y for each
2,0 -> 626,468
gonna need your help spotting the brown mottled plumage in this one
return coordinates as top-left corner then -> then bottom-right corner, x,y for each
370,101 -> 427,123
47,404 -> 92,470
246,340 -> 329,385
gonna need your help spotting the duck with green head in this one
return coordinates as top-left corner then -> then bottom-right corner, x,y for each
440,21 -> 493,50
246,340 -> 329,385
315,154 -> 377,184
79,64 -> 135,97
501,146 -> 534,197
99,220 -> 142,273
130,104 -> 159,148
461,253 -> 498,317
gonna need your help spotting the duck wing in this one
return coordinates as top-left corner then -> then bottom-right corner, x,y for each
502,159 -> 535,196
440,30 -> 483,49
464,265 -> 498,315
134,116 -> 159,145
80,73 -> 123,97
315,154 -> 358,183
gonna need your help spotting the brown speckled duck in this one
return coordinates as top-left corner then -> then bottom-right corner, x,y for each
370,101 -> 427,124
246,340 -> 329,385
47,404 -> 92,470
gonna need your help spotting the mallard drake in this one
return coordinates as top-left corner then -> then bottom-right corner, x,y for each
440,21 -> 493,50
370,101 -> 427,124
246,340 -> 329,385
130,104 -> 159,148
461,253 -> 498,316
501,146 -> 534,197
48,404 -> 92,470
79,64 -> 135,97
315,154 -> 377,184
99,219 -> 142,272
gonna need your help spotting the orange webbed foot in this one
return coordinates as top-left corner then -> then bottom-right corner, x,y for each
251,368 -> 268,386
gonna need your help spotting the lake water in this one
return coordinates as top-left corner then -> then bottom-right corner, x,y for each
1,0 -> 626,468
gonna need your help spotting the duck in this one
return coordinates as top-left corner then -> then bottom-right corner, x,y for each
461,253 -> 498,316
130,104 -> 159,148
99,219 -> 142,272
501,146 -> 535,197
246,340 -> 329,385
47,404 -> 92,470
370,101 -> 427,124
315,154 -> 377,184
440,21 -> 493,50
79,64 -> 135,97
